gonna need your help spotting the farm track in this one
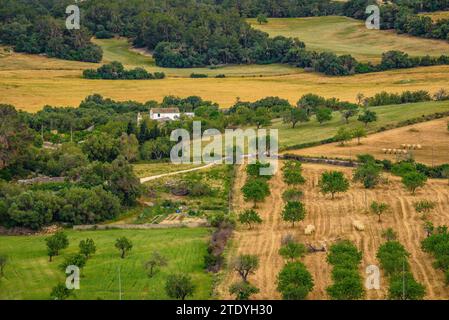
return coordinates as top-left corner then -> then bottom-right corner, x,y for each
220,162 -> 449,300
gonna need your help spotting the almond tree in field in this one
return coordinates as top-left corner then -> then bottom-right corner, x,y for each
318,171 -> 350,199
281,201 -> 306,227
282,160 -> 306,188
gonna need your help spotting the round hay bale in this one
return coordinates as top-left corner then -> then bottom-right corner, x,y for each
353,220 -> 365,231
304,225 -> 316,235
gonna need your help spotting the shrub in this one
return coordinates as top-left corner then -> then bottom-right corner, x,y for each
59,254 -> 87,272
277,262 -> 314,300
282,189 -> 303,202
83,62 -> 165,80
377,241 -> 410,276
229,281 -> 259,300
190,73 -> 208,78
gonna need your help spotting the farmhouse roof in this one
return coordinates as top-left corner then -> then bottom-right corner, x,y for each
151,107 -> 180,113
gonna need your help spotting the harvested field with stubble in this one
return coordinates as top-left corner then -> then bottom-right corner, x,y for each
3,43 -> 449,112
290,117 -> 449,166
219,162 -> 449,300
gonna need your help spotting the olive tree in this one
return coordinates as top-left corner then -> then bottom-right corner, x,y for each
232,254 -> 260,282
45,231 -> 69,262
144,251 -> 168,278
238,209 -> 263,229
115,237 -> 133,259
165,274 -> 195,300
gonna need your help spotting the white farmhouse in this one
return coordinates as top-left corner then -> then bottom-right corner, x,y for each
149,107 -> 194,121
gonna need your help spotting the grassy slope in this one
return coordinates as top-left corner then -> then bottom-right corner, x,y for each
0,228 -> 212,300
275,100 -> 449,149
249,16 -> 449,62
93,38 -> 300,77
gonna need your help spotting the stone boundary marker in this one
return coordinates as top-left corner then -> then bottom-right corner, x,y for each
281,154 -> 359,168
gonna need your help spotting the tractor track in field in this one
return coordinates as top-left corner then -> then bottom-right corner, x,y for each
219,162 -> 449,300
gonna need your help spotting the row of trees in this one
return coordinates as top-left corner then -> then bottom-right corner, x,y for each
421,225 -> 449,285
326,240 -> 365,300
276,234 -> 314,300
83,62 -> 166,80
377,238 -> 426,299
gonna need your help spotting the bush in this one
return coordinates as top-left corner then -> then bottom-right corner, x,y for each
190,73 -> 208,78
282,189 -> 303,202
277,261 -> 314,300
422,226 -> 449,276
229,281 -> 259,300
389,272 -> 425,300
377,241 -> 410,276
326,242 -> 365,302
59,254 -> 87,272
83,62 -> 165,80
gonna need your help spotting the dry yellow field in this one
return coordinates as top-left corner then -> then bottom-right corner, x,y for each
290,117 -> 449,165
420,11 -> 449,22
219,162 -> 449,300
2,48 -> 449,112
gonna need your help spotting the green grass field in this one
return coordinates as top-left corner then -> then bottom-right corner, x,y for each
275,100 -> 449,149
92,38 -> 155,68
0,228 -> 213,300
133,162 -> 203,178
249,16 -> 449,62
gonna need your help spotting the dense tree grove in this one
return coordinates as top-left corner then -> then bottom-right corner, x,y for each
1,0 -> 448,74
0,0 -> 102,62
343,0 -> 449,42
220,0 -> 342,17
